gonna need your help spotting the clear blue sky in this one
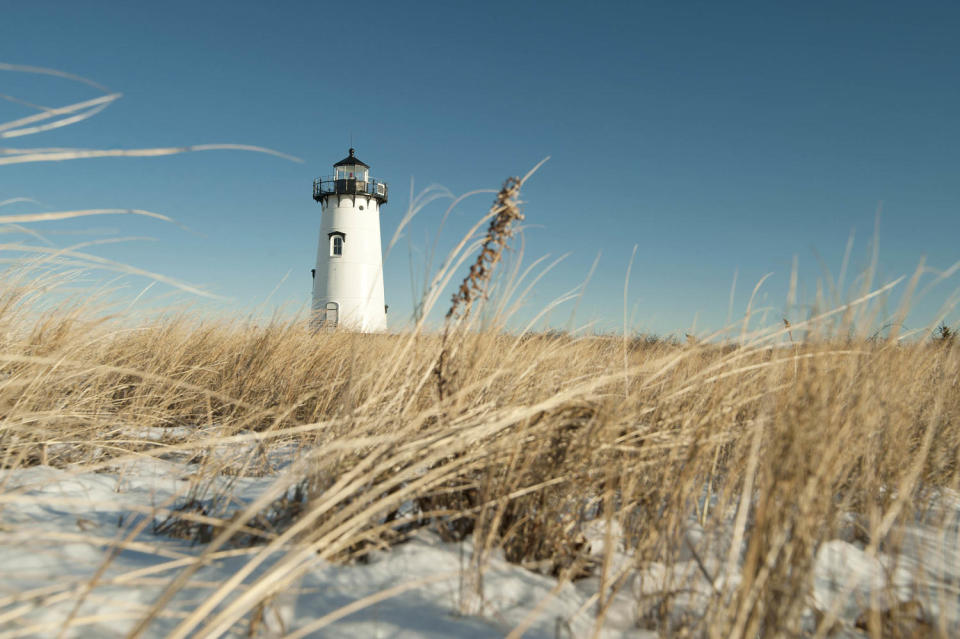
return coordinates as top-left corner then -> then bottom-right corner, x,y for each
3,1 -> 958,336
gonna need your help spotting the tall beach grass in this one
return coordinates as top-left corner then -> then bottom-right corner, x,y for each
2,63 -> 959,638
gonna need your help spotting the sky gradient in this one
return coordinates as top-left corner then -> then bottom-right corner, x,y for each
3,1 -> 959,336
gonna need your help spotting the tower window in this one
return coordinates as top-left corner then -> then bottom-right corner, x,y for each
329,232 -> 345,257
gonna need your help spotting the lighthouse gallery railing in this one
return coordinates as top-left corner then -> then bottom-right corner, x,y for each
313,176 -> 389,202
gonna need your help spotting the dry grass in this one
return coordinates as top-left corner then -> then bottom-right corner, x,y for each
0,239 -> 958,637
3,63 -> 960,639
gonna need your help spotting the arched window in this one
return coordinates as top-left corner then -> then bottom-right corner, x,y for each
329,232 -> 345,257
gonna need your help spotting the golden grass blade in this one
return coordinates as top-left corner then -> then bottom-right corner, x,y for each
0,93 -> 54,112
0,208 -> 173,225
2,102 -> 113,138
0,61 -> 112,92
0,197 -> 44,208
0,242 -> 219,298
0,223 -> 55,245
0,94 -> 121,135
0,143 -> 303,165
623,243 -> 638,398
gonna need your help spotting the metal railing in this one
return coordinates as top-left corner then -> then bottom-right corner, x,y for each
313,176 -> 388,202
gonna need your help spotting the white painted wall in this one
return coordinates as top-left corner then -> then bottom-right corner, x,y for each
312,192 -> 387,332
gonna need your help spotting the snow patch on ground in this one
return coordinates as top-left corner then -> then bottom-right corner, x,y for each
2,462 -> 959,637
0,465 -> 653,637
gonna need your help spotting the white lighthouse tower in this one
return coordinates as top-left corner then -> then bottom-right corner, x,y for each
311,148 -> 388,331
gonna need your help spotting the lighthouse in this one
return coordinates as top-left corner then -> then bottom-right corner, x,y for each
311,148 -> 388,331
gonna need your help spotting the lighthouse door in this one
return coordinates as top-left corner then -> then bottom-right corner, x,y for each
324,302 -> 339,328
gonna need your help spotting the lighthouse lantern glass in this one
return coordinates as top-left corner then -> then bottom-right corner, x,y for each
336,164 -> 368,181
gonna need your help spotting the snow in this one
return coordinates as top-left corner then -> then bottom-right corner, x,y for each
1,459 -> 959,637
0,463 -> 652,638
813,540 -> 890,617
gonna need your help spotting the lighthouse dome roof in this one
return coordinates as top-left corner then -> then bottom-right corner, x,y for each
333,148 -> 370,168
